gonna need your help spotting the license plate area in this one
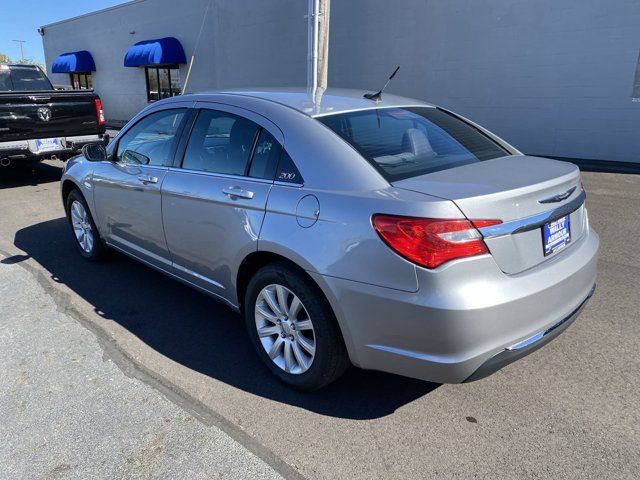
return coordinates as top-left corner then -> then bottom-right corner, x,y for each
35,138 -> 63,152
542,214 -> 571,256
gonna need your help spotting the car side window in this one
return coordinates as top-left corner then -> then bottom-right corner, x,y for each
182,109 -> 260,176
116,109 -> 186,166
248,129 -> 282,180
275,150 -> 304,184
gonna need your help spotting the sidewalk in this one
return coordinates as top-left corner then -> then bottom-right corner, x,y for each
0,258 -> 284,480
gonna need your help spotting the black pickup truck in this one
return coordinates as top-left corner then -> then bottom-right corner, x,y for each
0,64 -> 107,167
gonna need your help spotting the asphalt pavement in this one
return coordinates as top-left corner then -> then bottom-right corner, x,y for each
0,160 -> 638,479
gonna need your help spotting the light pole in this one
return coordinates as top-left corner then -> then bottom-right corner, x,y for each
12,40 -> 26,62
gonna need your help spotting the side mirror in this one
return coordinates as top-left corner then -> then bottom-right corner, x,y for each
82,143 -> 108,162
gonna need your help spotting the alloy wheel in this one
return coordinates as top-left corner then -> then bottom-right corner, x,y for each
70,200 -> 94,254
254,284 -> 316,374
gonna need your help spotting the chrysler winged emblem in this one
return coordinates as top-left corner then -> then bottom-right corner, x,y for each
538,186 -> 576,204
37,107 -> 52,122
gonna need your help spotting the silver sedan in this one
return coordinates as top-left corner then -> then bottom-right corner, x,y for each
61,88 -> 599,390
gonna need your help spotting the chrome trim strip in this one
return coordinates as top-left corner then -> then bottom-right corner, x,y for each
273,180 -> 304,188
173,263 -> 226,289
166,167 -> 274,185
479,189 -> 585,238
505,331 -> 546,351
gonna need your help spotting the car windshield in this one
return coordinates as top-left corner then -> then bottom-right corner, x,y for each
0,65 -> 53,92
318,107 -> 508,182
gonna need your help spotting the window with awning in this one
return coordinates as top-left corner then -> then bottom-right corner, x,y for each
51,51 -> 96,90
51,50 -> 96,73
123,37 -> 186,68
123,37 -> 186,101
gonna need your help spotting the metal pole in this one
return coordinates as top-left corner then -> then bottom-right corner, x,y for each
317,0 -> 329,92
12,40 -> 26,62
307,0 -> 329,111
307,0 -> 319,93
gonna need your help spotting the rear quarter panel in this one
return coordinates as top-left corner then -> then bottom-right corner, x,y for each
259,185 -> 465,293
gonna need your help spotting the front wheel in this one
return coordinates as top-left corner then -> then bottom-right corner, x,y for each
244,263 -> 349,391
66,189 -> 107,261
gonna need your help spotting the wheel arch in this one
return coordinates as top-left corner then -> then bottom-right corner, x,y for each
236,251 -> 306,312
236,249 -> 359,364
61,179 -> 81,209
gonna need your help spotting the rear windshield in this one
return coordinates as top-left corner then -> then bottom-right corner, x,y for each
0,65 -> 53,92
318,107 -> 508,181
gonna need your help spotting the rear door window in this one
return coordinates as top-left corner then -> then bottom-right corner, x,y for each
318,107 -> 508,181
182,109 -> 260,176
248,129 -> 282,180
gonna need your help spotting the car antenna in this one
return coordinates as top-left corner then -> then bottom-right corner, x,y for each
363,66 -> 400,102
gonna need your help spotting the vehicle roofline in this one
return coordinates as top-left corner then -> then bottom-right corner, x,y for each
310,104 -> 436,118
176,89 -> 437,117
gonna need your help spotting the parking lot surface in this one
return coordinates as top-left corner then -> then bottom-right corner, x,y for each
1,161 -> 638,479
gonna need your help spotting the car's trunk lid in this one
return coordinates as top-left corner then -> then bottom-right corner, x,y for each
392,155 -> 587,274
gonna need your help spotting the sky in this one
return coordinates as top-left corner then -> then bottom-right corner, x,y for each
0,0 -> 126,64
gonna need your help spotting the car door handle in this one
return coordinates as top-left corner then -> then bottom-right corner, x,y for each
222,186 -> 254,199
137,174 -> 158,184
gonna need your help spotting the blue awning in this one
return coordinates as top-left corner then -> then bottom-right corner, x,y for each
123,37 -> 187,67
51,50 -> 96,73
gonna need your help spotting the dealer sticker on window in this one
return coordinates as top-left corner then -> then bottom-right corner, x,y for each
543,215 -> 571,256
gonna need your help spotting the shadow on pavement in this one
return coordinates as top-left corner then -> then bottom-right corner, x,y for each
0,162 -> 63,190
14,217 -> 439,419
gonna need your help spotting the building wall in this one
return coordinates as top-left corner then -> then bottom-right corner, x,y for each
42,0 -> 307,124
330,0 -> 640,163
42,0 -> 640,162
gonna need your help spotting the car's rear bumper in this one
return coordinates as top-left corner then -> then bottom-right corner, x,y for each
462,283 -> 594,382
311,226 -> 599,384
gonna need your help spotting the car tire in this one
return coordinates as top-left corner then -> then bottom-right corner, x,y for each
66,189 -> 107,261
244,262 -> 350,391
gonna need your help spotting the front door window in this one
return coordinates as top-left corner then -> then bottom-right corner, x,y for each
116,109 -> 187,166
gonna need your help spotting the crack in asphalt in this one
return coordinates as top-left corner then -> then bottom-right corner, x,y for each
0,247 -> 305,480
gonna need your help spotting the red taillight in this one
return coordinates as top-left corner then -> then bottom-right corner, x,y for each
372,215 -> 502,269
94,98 -> 105,126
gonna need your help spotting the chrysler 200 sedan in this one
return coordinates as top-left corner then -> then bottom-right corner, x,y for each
61,88 -> 598,390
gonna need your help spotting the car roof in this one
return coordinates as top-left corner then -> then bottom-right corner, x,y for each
194,87 -> 434,118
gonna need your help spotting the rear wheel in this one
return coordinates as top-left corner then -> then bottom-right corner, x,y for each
244,262 -> 349,391
66,189 -> 107,261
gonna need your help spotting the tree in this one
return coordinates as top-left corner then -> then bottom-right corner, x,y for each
0,53 -> 45,70
16,58 -> 45,70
